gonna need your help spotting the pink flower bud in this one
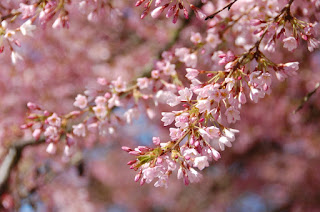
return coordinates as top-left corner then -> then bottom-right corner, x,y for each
152,137 -> 161,146
69,110 -> 81,116
183,8 -> 189,19
238,91 -> 247,104
135,173 -> 141,182
127,160 -> 137,165
135,0 -> 146,7
151,4 -> 168,18
27,102 -> 40,110
32,129 -> 41,140
140,8 -> 149,19
166,5 -> 176,18
46,143 -> 57,154
138,146 -> 149,152
172,9 -> 179,24
122,146 -> 133,152
21,123 -> 33,129
129,151 -> 141,156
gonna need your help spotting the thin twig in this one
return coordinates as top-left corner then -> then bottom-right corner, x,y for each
294,82 -> 320,114
205,0 -> 238,20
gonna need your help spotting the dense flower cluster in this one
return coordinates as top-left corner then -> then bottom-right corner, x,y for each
1,0 -> 319,194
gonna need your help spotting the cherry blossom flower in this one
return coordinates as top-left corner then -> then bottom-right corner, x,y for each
47,113 -> 61,127
20,20 -> 36,36
72,123 -> 86,137
283,37 -> 298,51
193,156 -> 209,170
73,94 -> 88,109
161,112 -> 175,126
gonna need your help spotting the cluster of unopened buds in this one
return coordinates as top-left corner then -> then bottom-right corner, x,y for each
136,0 -> 206,22
16,0 -> 320,188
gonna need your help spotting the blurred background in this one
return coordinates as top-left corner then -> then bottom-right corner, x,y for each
0,0 -> 320,211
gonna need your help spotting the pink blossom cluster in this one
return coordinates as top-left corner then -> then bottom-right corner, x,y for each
13,0 -> 320,189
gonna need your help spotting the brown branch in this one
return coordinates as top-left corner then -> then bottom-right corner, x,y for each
0,138 -> 45,195
205,0 -> 238,20
294,82 -> 320,114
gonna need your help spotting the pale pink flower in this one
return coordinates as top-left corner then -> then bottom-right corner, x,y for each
95,96 -> 107,106
206,126 -> 220,139
249,86 -> 265,103
72,123 -> 86,137
47,113 -> 61,127
175,47 -> 190,61
217,136 -> 232,151
223,128 -> 239,142
163,62 -> 176,75
198,84 -> 213,98
142,165 -> 162,183
108,94 -> 121,108
225,77 -> 235,91
198,128 -> 211,141
275,70 -> 286,81
137,77 -> 150,89
219,88 -> 229,100
209,88 -> 222,103
190,32 -> 202,44
283,62 -> 299,76
264,39 -> 275,52
193,156 -> 209,170
5,30 -> 16,42
153,137 -> 161,146
224,61 -> 234,72
175,113 -> 189,128
225,106 -> 241,123
218,51 -> 235,65
73,94 -> 88,109
18,3 -> 36,19
185,68 -> 199,80
182,148 -> 200,161
206,32 -> 221,49
154,175 -> 169,188
151,70 -> 160,79
44,126 -> 58,141
169,128 -> 183,140
258,73 -> 272,87
161,112 -> 175,126
187,168 -> 202,183
307,38 -> 320,52
11,51 -> 23,64
20,20 -> 36,36
178,88 -> 193,102
249,71 -> 262,85
166,92 -> 180,107
112,77 -> 127,92
202,146 -> 221,161
183,53 -> 198,68
93,105 -> 107,119
196,99 -> 211,113
283,37 -> 298,51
